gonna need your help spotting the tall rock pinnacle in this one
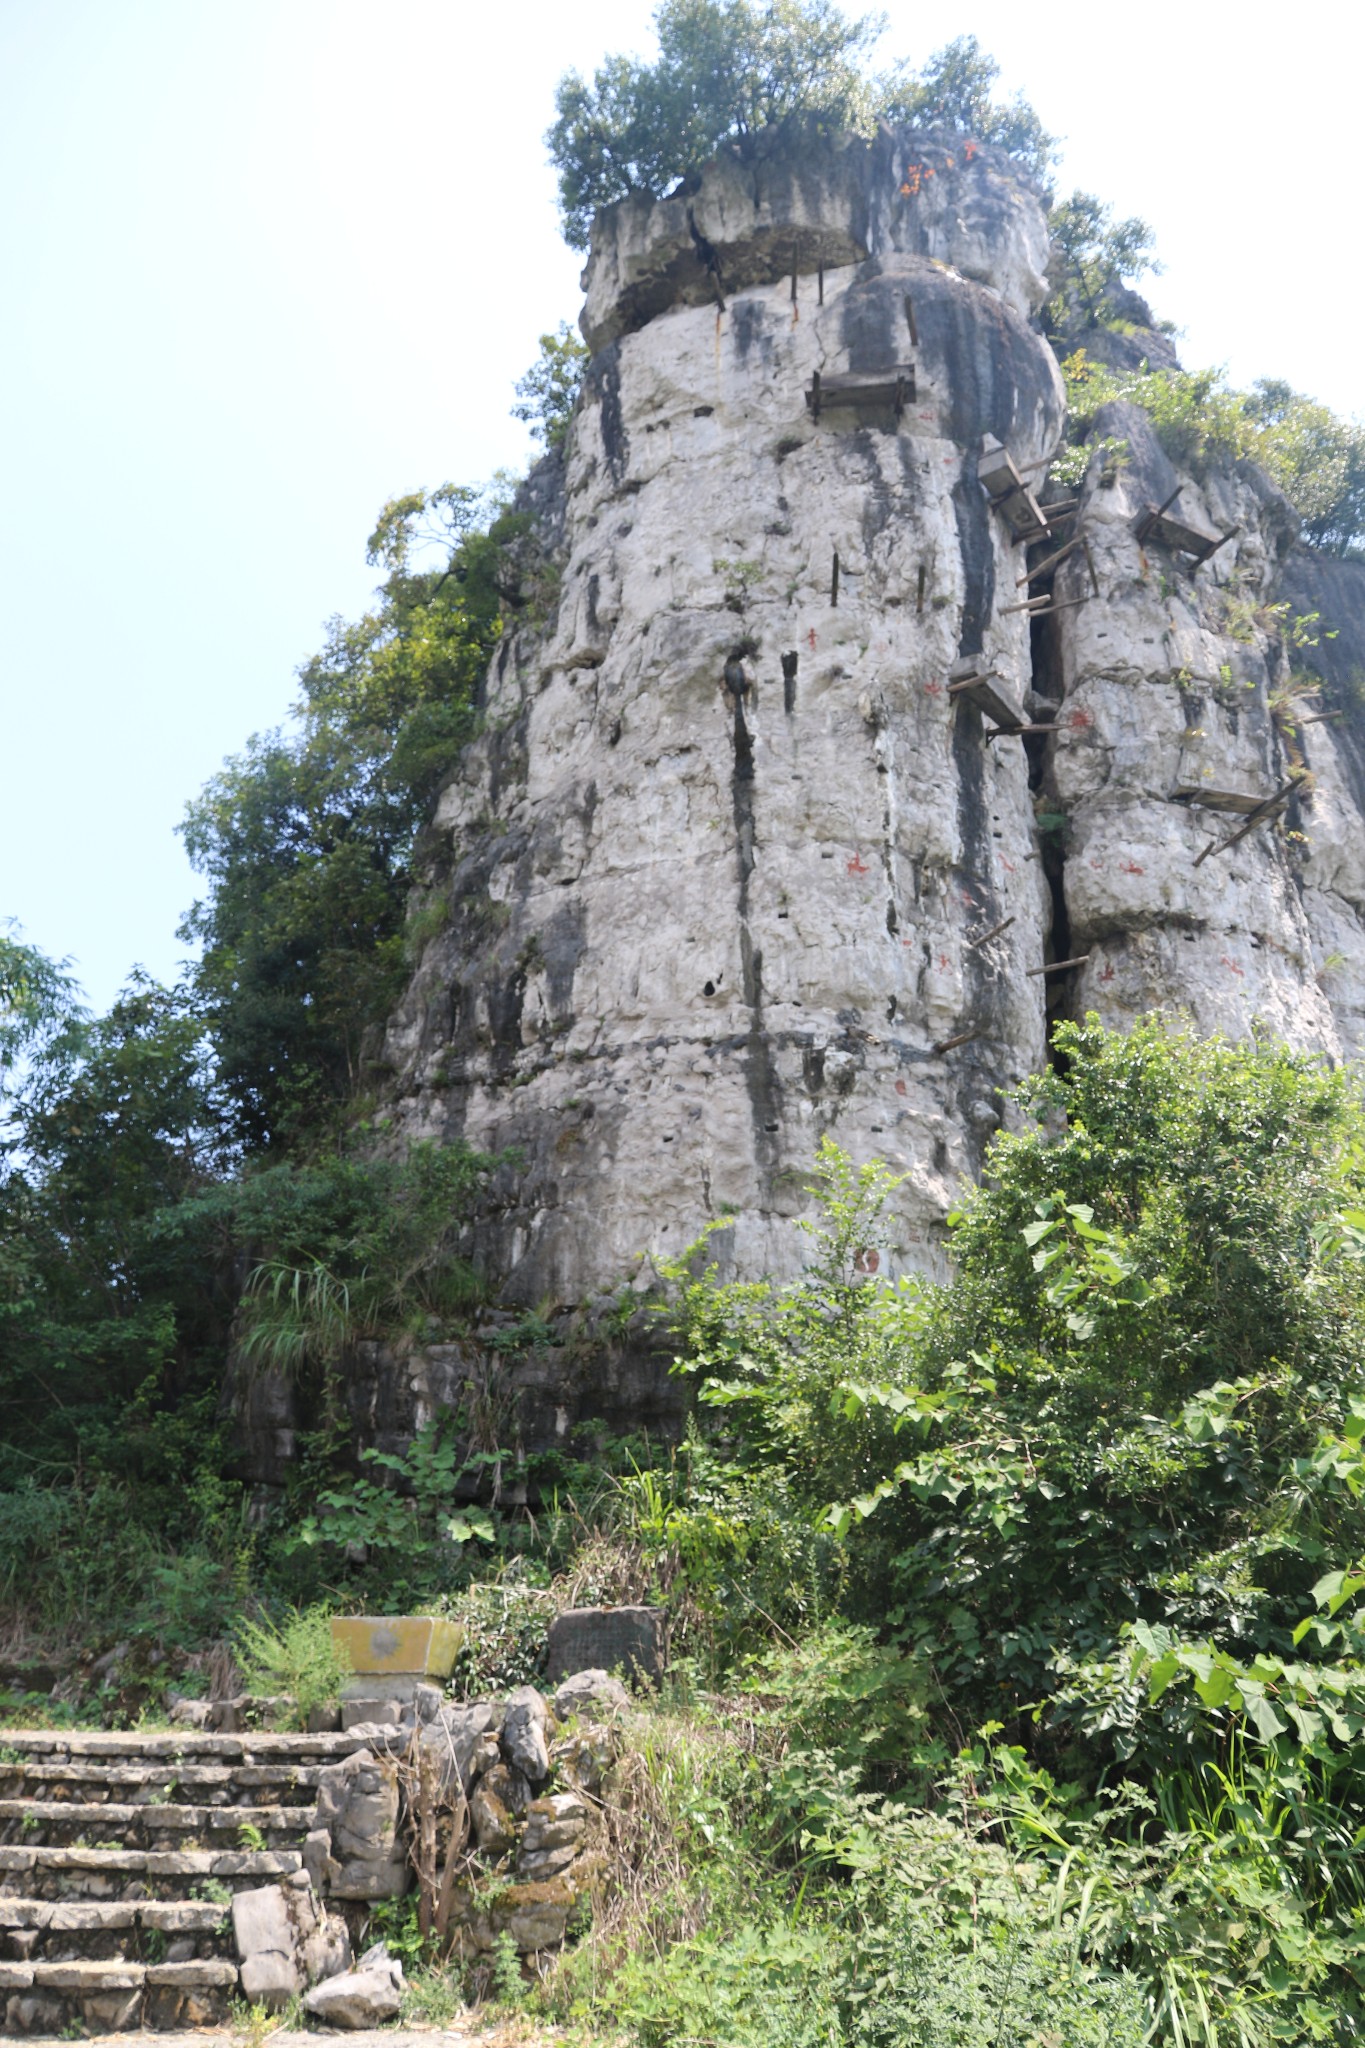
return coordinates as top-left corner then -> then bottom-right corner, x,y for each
377,130 -> 1365,1304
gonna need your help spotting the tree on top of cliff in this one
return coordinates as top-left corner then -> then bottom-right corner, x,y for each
876,35 -> 1055,184
547,4 -> 1056,250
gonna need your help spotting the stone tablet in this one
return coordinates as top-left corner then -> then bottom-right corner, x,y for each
545,1607 -> 663,1686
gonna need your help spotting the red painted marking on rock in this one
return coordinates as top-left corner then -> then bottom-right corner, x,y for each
1221,956 -> 1245,977
1099,962 -> 1115,983
894,1079 -> 908,1096
807,627 -> 818,651
1120,860 -> 1144,875
847,853 -> 870,876
1066,708 -> 1094,729
853,1247 -> 880,1274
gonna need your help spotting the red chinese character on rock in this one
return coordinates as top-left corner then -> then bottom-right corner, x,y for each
847,853 -> 870,876
963,141 -> 979,162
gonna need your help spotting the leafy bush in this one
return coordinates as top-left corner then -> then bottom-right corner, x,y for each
1060,351 -> 1365,554
230,1142 -> 492,1378
1044,188 -> 1160,339
234,1603 -> 351,1726
439,1576 -> 557,1695
294,1419 -> 497,1567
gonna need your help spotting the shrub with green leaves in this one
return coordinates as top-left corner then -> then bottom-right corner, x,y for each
234,1603 -> 351,1726
1058,351 -> 1365,554
670,1021 -> 1365,1755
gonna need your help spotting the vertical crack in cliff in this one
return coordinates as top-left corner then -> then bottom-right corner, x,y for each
1026,575 -> 1074,1070
949,455 -> 1007,1144
728,680 -> 782,1191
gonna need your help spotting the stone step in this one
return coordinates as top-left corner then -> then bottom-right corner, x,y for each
0,1727 -> 388,2029
0,1896 -> 231,1964
0,1799 -> 314,1850
4,1727 -> 361,1761
0,1955 -> 237,2033
0,1759 -> 325,1803
0,1844 -> 303,1900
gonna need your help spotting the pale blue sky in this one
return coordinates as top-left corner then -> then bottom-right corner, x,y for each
2,0 -> 1358,1011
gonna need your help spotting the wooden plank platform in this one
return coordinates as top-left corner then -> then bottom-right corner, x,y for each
947,660 -> 1027,731
1171,785 -> 1280,815
806,366 -> 916,421
977,435 -> 1049,542
1134,496 -> 1235,564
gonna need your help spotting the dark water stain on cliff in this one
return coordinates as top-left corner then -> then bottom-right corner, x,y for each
731,298 -> 769,364
541,900 -> 588,1023
584,342 -> 628,482
840,260 -> 899,373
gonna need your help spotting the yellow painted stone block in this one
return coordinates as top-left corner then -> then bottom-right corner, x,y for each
331,1616 -> 464,1678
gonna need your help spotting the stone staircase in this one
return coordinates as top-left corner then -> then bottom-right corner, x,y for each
0,1727 -> 365,2034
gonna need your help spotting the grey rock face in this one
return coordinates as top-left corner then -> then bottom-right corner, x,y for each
517,1792 -> 589,1878
382,135 -> 1063,1306
231,1871 -> 350,2010
301,1942 -> 403,2028
579,129 -> 1051,352
311,1750 -> 407,1901
1038,406 -> 1363,1055
469,1782 -> 516,1859
361,128 -> 1365,1327
421,1701 -> 504,1797
552,1668 -> 633,1721
501,1687 -> 552,1785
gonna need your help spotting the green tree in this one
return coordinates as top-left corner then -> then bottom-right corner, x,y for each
1044,189 -> 1159,338
1246,376 -> 1365,556
548,0 -> 885,250
0,972 -> 227,1481
180,484 -> 514,1151
879,34 -> 1055,182
0,921 -> 87,1100
1058,353 -> 1365,556
513,323 -> 589,448
547,9 -> 1056,251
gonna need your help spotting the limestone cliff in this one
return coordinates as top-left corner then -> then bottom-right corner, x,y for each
376,128 -> 1365,1308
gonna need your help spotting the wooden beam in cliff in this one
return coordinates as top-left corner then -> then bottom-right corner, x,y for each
1134,490 -> 1237,566
977,435 -> 1050,543
1188,776 -> 1306,868
947,658 -> 1028,732
806,366 -> 917,423
1171,784 -> 1288,815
